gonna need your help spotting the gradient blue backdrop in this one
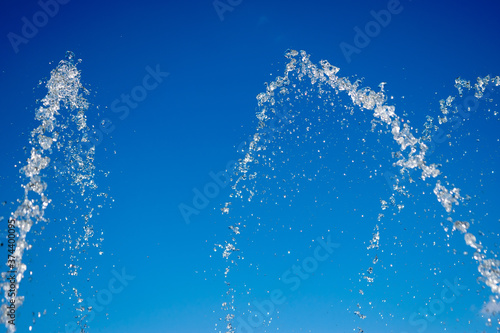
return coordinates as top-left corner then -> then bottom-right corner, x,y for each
1,0 -> 500,332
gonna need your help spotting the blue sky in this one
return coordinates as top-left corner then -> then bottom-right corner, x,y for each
1,0 -> 500,332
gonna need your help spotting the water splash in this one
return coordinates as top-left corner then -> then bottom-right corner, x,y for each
217,49 -> 500,331
0,52 -> 99,332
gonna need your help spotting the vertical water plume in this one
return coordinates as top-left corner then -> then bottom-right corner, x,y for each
0,52 -> 97,332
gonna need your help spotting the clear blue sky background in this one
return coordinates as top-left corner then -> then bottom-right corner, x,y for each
1,0 -> 500,332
